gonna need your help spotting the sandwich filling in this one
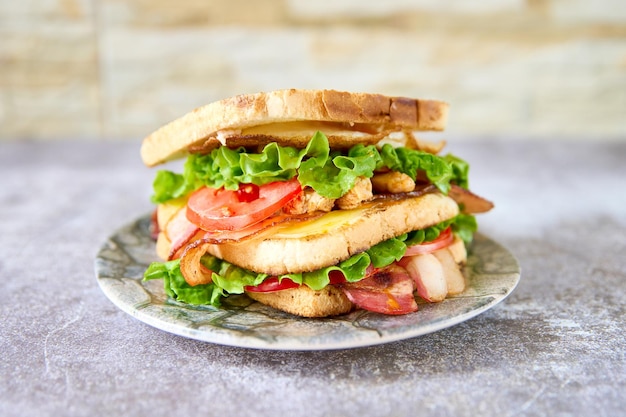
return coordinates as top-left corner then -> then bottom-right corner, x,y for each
143,131 -> 491,315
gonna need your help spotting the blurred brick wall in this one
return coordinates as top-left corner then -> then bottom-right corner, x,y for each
1,0 -> 625,140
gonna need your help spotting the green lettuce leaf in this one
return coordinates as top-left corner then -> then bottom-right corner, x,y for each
451,213 -> 477,245
297,252 -> 372,290
404,218 -> 453,246
150,132 -> 469,203
379,144 -> 454,194
366,237 -> 407,268
143,260 -> 223,306
208,257 -> 268,294
150,170 -> 190,204
298,143 -> 383,198
443,154 -> 470,189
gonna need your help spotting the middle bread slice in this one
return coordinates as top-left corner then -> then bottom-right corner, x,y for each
202,192 -> 459,276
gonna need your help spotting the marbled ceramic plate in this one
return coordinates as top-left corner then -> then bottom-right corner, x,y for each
95,215 -> 520,350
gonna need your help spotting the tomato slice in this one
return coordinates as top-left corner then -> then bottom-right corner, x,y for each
403,227 -> 454,257
328,270 -> 348,285
328,264 -> 377,285
186,179 -> 302,231
244,277 -> 300,293
236,183 -> 260,202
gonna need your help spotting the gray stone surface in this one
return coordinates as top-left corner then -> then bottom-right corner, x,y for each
1,139 -> 624,417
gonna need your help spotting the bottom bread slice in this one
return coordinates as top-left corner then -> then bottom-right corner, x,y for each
246,285 -> 353,317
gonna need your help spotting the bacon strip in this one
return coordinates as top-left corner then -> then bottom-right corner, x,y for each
166,208 -> 201,260
339,265 -> 418,315
448,184 -> 494,214
198,211 -> 325,244
179,240 -> 214,286
174,212 -> 326,286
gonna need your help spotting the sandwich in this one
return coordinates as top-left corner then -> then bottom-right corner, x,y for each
141,89 -> 493,317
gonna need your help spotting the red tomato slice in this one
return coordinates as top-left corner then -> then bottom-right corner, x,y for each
236,183 -> 260,202
186,179 -> 302,232
328,270 -> 348,285
244,277 -> 300,293
403,227 -> 454,257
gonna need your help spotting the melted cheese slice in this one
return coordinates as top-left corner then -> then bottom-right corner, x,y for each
271,203 -> 377,238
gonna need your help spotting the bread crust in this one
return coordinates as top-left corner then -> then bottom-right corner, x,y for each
141,89 -> 449,166
247,285 -> 353,318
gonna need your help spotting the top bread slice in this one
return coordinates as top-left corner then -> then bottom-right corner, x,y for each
141,89 -> 449,167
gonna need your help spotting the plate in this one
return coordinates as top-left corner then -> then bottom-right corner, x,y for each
95,215 -> 520,350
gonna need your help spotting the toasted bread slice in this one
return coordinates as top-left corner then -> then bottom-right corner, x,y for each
205,193 -> 458,275
157,192 -> 458,275
141,89 -> 449,166
247,285 -> 354,318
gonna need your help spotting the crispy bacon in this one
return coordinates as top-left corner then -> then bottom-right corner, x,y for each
339,265 -> 418,315
448,184 -> 494,214
149,209 -> 160,240
369,183 -> 437,202
179,240 -> 214,286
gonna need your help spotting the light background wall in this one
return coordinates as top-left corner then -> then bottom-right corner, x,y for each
1,0 -> 625,141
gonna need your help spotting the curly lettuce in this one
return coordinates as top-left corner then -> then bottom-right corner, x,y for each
143,260 -> 223,306
150,132 -> 470,203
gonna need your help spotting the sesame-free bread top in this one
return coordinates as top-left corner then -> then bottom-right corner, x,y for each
141,89 -> 449,166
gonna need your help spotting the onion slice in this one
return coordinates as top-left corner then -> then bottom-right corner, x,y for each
402,253 -> 448,302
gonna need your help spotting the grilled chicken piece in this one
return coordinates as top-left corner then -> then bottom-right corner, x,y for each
336,176 -> 373,209
371,171 -> 416,194
283,187 -> 335,214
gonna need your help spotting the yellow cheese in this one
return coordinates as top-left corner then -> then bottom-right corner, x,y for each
271,204 -> 375,238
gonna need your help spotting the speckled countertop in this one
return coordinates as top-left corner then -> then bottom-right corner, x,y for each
1,139 -> 624,417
